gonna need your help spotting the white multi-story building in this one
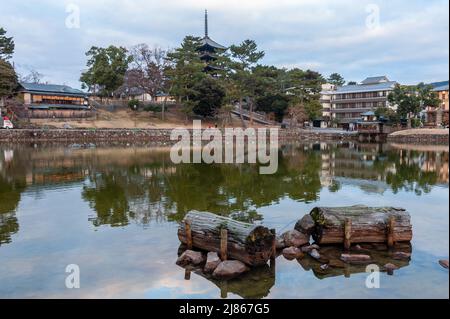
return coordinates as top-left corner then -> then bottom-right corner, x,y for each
320,76 -> 398,128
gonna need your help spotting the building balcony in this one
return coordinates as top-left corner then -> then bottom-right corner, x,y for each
331,96 -> 387,104
331,107 -> 374,114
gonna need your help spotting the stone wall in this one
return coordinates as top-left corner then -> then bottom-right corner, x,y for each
387,133 -> 449,145
0,128 -> 358,143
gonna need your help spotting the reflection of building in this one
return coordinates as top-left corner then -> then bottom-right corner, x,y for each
18,82 -> 92,119
324,76 -> 397,128
319,83 -> 336,128
425,82 -> 449,127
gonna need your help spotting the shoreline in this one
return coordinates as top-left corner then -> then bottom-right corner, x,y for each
0,128 -> 448,145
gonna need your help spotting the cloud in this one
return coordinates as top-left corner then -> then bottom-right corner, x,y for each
0,0 -> 448,88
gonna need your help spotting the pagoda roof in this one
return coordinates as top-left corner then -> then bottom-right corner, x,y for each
199,36 -> 227,50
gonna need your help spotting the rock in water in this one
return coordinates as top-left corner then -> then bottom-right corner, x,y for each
295,214 -> 315,235
439,260 -> 449,269
328,259 -> 346,268
340,254 -> 372,264
176,250 -> 205,267
282,230 -> 309,247
282,247 -> 304,260
204,252 -> 221,273
301,244 -> 320,253
309,249 -> 321,260
213,260 -> 249,279
384,263 -> 398,275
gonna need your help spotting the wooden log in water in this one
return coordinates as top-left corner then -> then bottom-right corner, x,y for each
310,205 -> 412,245
178,211 -> 275,266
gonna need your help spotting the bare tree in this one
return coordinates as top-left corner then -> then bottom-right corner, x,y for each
129,44 -> 169,119
19,68 -> 44,84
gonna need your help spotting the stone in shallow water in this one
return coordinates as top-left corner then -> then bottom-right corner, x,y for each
204,252 -> 221,273
384,263 -> 398,275
439,260 -> 449,269
393,252 -> 411,260
176,250 -> 205,267
282,247 -> 303,260
282,230 -> 309,247
328,259 -> 346,268
213,260 -> 249,279
301,244 -> 320,253
309,249 -> 321,260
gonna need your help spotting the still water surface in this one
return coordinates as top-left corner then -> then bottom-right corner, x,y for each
0,142 -> 448,298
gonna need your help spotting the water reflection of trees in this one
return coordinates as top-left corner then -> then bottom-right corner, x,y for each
0,176 -> 25,245
81,149 -> 323,226
0,143 -> 448,232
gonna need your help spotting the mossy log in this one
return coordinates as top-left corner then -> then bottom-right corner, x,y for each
310,205 -> 412,245
178,211 -> 274,266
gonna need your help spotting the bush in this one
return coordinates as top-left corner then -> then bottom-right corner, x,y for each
143,103 -> 162,113
128,99 -> 141,111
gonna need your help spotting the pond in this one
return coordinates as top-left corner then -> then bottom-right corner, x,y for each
0,142 -> 448,298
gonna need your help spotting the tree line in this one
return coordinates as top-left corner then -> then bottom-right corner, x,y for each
0,26 -> 442,126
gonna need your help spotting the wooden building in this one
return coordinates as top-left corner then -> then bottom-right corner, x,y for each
18,83 -> 93,119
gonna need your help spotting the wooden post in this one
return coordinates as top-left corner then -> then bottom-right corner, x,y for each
387,216 -> 395,247
344,218 -> 352,250
270,229 -> 276,260
185,220 -> 192,250
220,228 -> 228,261
184,269 -> 191,280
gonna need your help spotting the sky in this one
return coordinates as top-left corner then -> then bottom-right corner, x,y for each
0,0 -> 449,89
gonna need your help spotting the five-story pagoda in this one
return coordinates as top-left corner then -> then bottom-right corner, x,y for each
197,10 -> 227,72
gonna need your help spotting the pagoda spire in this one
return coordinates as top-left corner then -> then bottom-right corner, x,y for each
205,9 -> 208,37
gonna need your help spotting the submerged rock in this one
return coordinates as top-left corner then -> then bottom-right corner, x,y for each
213,260 -> 249,279
282,247 -> 304,260
176,250 -> 205,267
393,252 -> 411,260
384,263 -> 398,275
439,260 -> 449,269
204,252 -> 221,273
340,254 -> 372,264
309,249 -> 321,260
301,244 -> 320,253
282,230 -> 309,247
328,259 -> 346,268
320,264 -> 329,270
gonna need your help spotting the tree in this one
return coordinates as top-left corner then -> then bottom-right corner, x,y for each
128,44 -> 169,119
327,73 -> 345,86
388,84 -> 439,127
0,59 -> 18,108
375,106 -> 400,124
229,39 -> 265,126
347,81 -> 358,85
190,77 -> 226,117
285,68 -> 325,127
80,45 -> 132,97
166,36 -> 207,120
19,68 -> 43,84
304,99 -> 323,121
256,93 -> 289,123
0,27 -> 14,60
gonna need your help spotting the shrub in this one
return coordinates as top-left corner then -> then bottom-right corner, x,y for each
128,99 -> 141,111
143,103 -> 162,113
